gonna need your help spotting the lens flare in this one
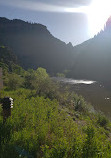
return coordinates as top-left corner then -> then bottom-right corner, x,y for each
65,6 -> 88,13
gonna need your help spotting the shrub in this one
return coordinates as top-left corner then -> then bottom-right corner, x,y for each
82,126 -> 98,158
6,73 -> 24,90
56,73 -> 65,78
97,114 -> 109,128
73,94 -> 87,113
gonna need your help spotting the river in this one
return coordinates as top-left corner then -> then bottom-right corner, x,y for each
52,77 -> 111,118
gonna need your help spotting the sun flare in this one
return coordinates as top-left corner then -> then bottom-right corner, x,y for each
87,0 -> 111,37
65,0 -> 111,37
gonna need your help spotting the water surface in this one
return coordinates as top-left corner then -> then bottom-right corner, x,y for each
52,77 -> 96,85
53,77 -> 111,118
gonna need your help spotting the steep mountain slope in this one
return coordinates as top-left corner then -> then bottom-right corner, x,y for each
0,17 -> 75,74
70,16 -> 111,81
0,46 -> 17,64
0,46 -> 18,71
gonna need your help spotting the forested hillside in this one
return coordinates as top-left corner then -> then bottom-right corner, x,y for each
1,17 -> 111,81
0,17 -> 74,74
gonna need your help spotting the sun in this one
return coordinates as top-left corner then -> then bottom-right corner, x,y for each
87,0 -> 111,37
65,0 -> 111,37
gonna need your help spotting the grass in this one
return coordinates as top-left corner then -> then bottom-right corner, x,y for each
0,88 -> 111,157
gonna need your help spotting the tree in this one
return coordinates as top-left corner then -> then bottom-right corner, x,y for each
6,73 -> 23,90
24,67 -> 49,90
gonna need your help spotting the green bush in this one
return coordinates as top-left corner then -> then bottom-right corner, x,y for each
5,73 -> 24,90
73,94 -> 87,113
97,114 -> 109,128
0,67 -> 111,157
56,73 -> 65,78
82,126 -> 98,158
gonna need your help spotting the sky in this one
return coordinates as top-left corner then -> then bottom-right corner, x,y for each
0,0 -> 111,46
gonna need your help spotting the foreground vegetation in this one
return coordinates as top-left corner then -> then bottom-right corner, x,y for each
1,87 -> 111,158
0,54 -> 111,157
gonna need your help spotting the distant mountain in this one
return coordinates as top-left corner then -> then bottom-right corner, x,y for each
1,17 -> 111,81
69,16 -> 111,81
0,17 -> 75,74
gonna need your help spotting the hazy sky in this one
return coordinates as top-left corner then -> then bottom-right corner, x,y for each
0,0 -> 110,46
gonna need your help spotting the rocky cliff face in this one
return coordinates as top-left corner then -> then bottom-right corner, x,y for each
105,16 -> 111,30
